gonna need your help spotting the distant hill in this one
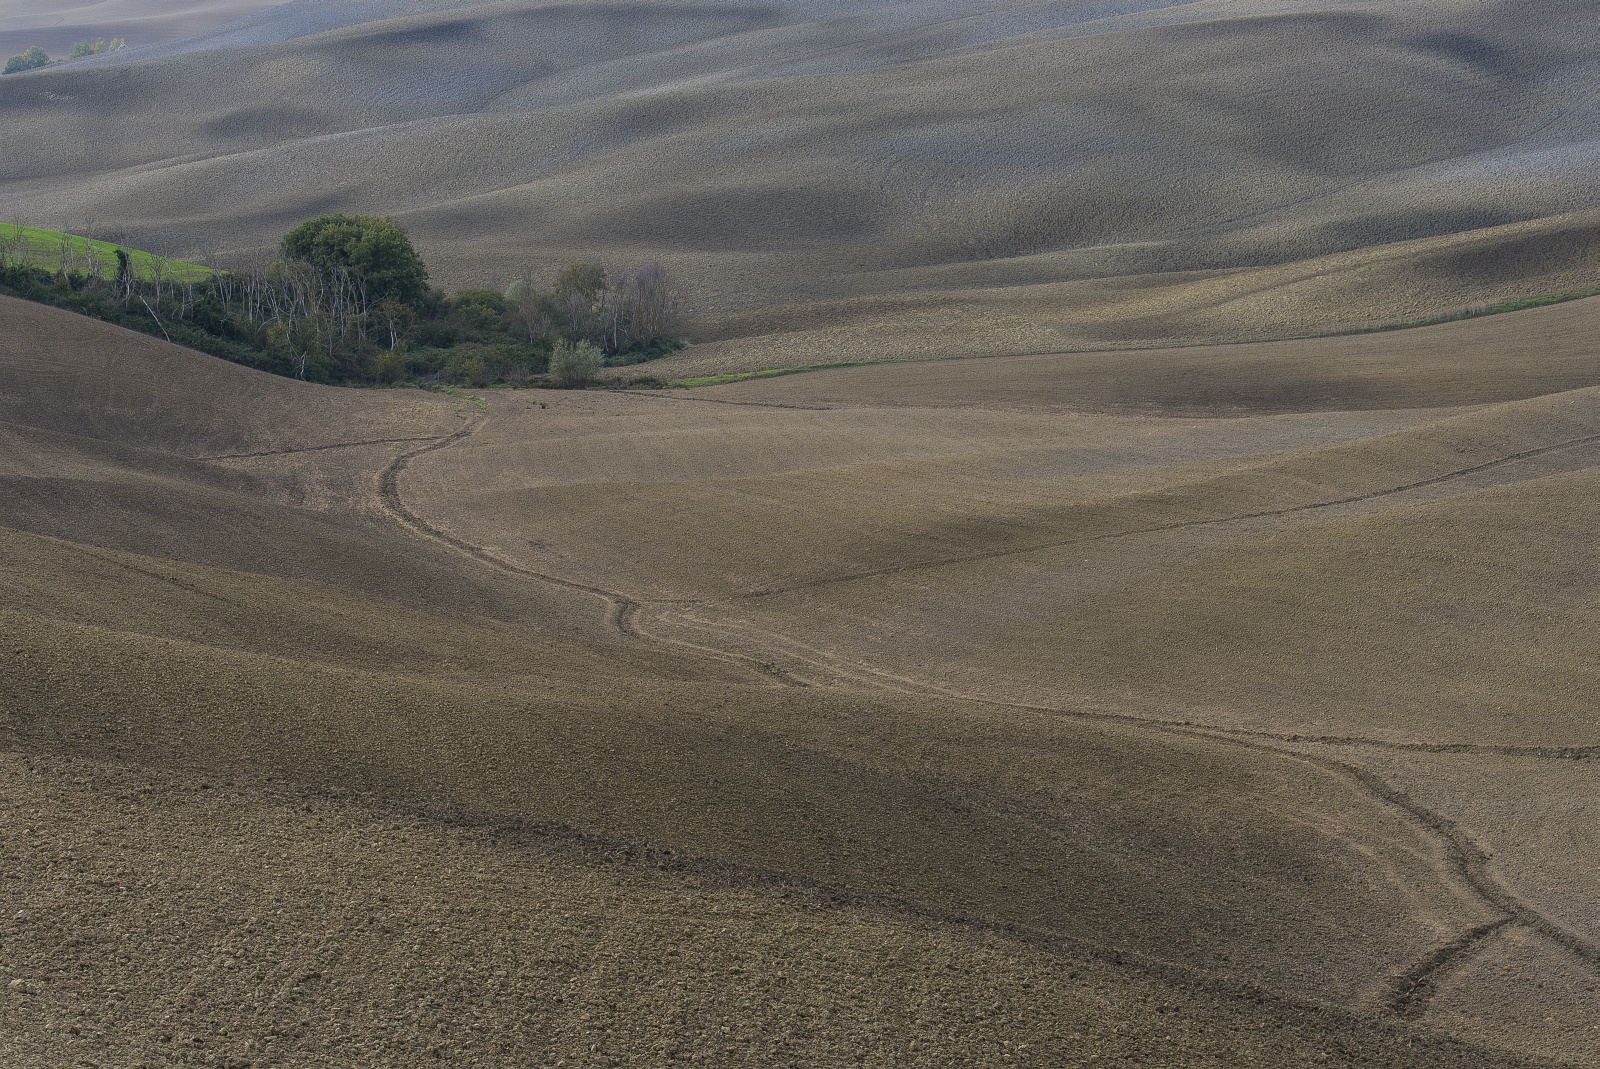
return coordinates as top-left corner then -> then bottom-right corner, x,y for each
0,0 -> 1594,363
0,0 -> 285,61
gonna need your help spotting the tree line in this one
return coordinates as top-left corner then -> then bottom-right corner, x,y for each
0,214 -> 687,388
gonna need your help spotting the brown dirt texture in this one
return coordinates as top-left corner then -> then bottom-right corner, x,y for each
4,286 -> 1600,1066
4,0 -> 1600,1063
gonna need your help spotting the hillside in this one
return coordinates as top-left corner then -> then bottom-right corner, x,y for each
0,0 -> 284,64
3,294 -> 1598,1065
0,0 -> 1596,365
3,0 -> 1599,1062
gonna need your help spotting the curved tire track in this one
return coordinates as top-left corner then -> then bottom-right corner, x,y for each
197,435 -> 442,461
376,408 -> 804,686
658,609 -> 1600,1008
378,404 -> 1600,1012
1386,918 -> 1512,1016
735,429 -> 1600,601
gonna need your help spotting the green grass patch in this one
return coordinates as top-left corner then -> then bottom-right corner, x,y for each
1313,290 -> 1600,338
666,359 -> 889,389
0,223 -> 213,282
437,385 -> 488,409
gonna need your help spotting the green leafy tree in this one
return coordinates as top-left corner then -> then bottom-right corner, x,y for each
3,46 -> 50,74
280,214 -> 429,307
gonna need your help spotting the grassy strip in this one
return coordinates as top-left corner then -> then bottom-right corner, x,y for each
0,223 -> 212,282
662,359 -> 890,389
438,385 -> 488,409
1313,290 -> 1600,338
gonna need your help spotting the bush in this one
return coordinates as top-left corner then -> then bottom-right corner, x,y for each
607,336 -> 686,367
550,340 -> 603,388
70,38 -> 123,58
4,47 -> 49,74
506,261 -> 684,359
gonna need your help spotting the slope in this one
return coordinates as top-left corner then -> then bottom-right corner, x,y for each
1,298 -> 1582,1065
0,0 -> 1595,359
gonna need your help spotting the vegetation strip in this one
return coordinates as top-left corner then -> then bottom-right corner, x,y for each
0,215 -> 686,387
664,359 -> 891,389
5,217 -> 1594,393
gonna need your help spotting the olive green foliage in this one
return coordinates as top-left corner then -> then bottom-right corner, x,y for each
506,260 -> 686,365
70,38 -> 124,58
549,340 -> 603,388
282,214 -> 430,307
3,47 -> 49,74
0,218 -> 687,388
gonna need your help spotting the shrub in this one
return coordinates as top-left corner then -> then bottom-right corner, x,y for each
70,38 -> 122,58
4,47 -> 49,74
550,339 -> 602,388
368,347 -> 407,384
447,288 -> 508,338
445,345 -> 491,387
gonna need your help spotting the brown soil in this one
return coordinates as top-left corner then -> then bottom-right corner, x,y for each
4,293 -> 1599,1065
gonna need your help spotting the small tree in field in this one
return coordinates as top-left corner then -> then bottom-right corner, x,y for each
549,339 -> 602,388
3,47 -> 49,74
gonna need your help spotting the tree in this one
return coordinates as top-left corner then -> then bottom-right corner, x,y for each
553,261 -> 607,341
549,339 -> 602,388
280,214 -> 428,307
114,249 -> 133,301
70,38 -> 122,58
505,272 -> 555,344
373,299 -> 415,350
617,262 -> 683,349
3,47 -> 49,74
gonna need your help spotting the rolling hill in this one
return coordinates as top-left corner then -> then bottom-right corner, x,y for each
0,0 -> 283,67
3,291 -> 1598,1065
3,0 -> 1599,1063
0,0 -> 1596,364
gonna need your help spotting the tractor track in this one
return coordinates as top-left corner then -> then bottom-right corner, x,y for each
197,435 -> 442,461
376,400 -> 1600,1016
733,428 -> 1600,601
375,405 -> 806,687
648,607 -> 1600,1009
